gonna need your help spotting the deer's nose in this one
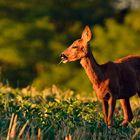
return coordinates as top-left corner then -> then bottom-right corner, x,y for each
61,54 -> 68,59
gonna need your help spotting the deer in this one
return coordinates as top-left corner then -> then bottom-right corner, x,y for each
60,26 -> 140,127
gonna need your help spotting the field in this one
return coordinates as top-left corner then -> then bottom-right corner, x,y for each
0,85 -> 140,140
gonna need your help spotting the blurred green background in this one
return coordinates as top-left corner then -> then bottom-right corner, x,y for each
0,0 -> 140,93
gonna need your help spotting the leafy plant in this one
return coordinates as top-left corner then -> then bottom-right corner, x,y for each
0,85 -> 139,139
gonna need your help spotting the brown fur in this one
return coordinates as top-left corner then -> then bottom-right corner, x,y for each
61,26 -> 140,126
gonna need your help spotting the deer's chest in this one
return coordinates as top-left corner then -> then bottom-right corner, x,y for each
93,79 -> 111,100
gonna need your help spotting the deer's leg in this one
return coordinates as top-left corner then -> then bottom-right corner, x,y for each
120,98 -> 133,126
107,97 -> 116,126
101,100 -> 108,124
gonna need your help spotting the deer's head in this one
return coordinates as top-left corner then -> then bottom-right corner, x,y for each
61,26 -> 92,63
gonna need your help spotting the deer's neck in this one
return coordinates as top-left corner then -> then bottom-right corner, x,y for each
80,48 -> 103,90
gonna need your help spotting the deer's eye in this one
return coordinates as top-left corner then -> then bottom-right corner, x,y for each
72,46 -> 78,49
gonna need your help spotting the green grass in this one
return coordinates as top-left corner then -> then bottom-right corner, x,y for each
0,85 -> 139,140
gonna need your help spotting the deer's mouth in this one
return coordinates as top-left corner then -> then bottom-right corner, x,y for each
61,54 -> 68,63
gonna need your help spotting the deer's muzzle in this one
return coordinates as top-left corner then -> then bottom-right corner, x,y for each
61,54 -> 68,63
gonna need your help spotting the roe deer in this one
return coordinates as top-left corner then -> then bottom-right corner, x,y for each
61,26 -> 140,127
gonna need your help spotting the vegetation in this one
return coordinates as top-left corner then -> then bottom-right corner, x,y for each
0,1 -> 139,139
0,85 -> 139,139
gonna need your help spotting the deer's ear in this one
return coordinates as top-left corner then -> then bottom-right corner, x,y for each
81,25 -> 92,43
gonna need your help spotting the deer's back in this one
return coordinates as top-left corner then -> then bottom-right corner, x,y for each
115,55 -> 140,71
